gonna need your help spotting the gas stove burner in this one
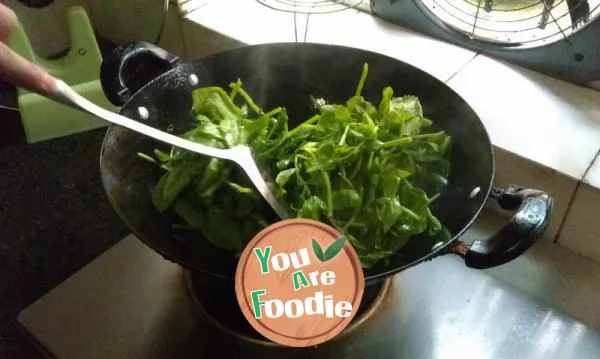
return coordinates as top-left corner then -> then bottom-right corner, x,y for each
184,271 -> 392,346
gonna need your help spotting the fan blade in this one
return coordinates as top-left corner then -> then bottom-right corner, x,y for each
565,0 -> 590,30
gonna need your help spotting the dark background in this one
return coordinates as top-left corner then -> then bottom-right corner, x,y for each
0,39 -> 130,358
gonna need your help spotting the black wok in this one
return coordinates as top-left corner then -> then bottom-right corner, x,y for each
98,42 -> 553,286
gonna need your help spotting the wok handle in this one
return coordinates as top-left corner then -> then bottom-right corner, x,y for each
449,185 -> 553,269
100,41 -> 180,106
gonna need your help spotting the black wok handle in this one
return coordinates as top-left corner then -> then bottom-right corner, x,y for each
448,185 -> 553,269
100,41 -> 180,106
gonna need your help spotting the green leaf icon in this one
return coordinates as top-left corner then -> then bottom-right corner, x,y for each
312,239 -> 325,262
323,236 -> 347,261
312,236 -> 347,263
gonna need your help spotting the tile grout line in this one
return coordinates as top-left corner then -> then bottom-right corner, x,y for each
302,9 -> 362,43
439,47 -> 599,247
176,0 -> 207,18
552,148 -> 600,244
444,51 -> 480,83
177,9 -> 189,60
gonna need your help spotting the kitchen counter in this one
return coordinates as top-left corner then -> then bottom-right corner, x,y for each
16,233 -> 600,359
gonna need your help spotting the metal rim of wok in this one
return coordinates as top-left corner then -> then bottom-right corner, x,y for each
98,41 -> 552,285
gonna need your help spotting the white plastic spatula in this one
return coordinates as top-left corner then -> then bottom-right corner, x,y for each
0,38 -> 292,220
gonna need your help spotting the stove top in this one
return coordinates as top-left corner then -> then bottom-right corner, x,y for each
18,235 -> 600,359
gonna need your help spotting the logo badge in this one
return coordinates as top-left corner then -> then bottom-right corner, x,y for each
235,219 -> 365,347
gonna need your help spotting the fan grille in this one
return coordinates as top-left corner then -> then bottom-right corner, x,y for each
419,0 -> 600,47
256,0 -> 365,14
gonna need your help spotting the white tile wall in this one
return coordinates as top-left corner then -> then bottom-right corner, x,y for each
304,9 -> 477,83
556,183 -> 600,265
555,151 -> 600,264
583,152 -> 600,189
185,0 -> 298,44
181,19 -> 243,60
447,54 -> 600,181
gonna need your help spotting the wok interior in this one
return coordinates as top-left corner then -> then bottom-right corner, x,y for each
100,43 -> 494,282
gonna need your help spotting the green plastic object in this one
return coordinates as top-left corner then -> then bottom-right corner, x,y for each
8,5 -> 117,143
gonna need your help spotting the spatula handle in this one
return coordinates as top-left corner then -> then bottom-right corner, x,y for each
47,78 -> 236,162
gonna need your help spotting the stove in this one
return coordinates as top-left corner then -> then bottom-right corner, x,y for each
18,230 -> 600,359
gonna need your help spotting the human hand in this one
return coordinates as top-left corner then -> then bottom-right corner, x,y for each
0,3 -> 56,95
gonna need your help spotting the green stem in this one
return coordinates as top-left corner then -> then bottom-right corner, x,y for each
264,107 -> 284,140
264,107 -> 282,118
262,115 -> 320,156
412,131 -> 445,139
382,137 -> 413,148
229,79 -> 242,100
338,124 -> 350,146
367,151 -> 375,171
340,173 -> 355,190
137,152 -> 157,164
233,85 -> 262,115
349,149 -> 364,180
287,114 -> 319,138
342,188 -> 364,231
203,86 -> 242,116
294,154 -> 304,187
401,206 -> 420,220
355,63 -> 369,97
305,150 -> 333,217
428,192 -> 440,204
324,172 -> 334,217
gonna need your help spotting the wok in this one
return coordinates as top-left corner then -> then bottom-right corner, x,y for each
98,42 -> 553,285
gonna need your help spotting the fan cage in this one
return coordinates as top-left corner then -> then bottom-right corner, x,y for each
416,0 -> 600,48
255,0 -> 366,14
253,0 -> 599,48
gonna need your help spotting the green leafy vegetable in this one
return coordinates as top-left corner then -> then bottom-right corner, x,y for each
138,63 -> 452,268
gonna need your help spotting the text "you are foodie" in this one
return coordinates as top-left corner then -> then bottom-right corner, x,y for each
250,243 -> 352,320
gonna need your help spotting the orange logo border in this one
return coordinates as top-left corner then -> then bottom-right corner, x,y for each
234,219 -> 365,347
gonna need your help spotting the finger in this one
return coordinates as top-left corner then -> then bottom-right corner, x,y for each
0,3 -> 18,43
0,42 -> 56,95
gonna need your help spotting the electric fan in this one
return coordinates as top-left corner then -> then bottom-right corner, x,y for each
369,0 -> 600,90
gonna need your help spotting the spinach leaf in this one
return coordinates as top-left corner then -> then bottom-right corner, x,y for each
138,64 -> 453,268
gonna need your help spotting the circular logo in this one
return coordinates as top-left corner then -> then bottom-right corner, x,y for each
235,219 -> 365,347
